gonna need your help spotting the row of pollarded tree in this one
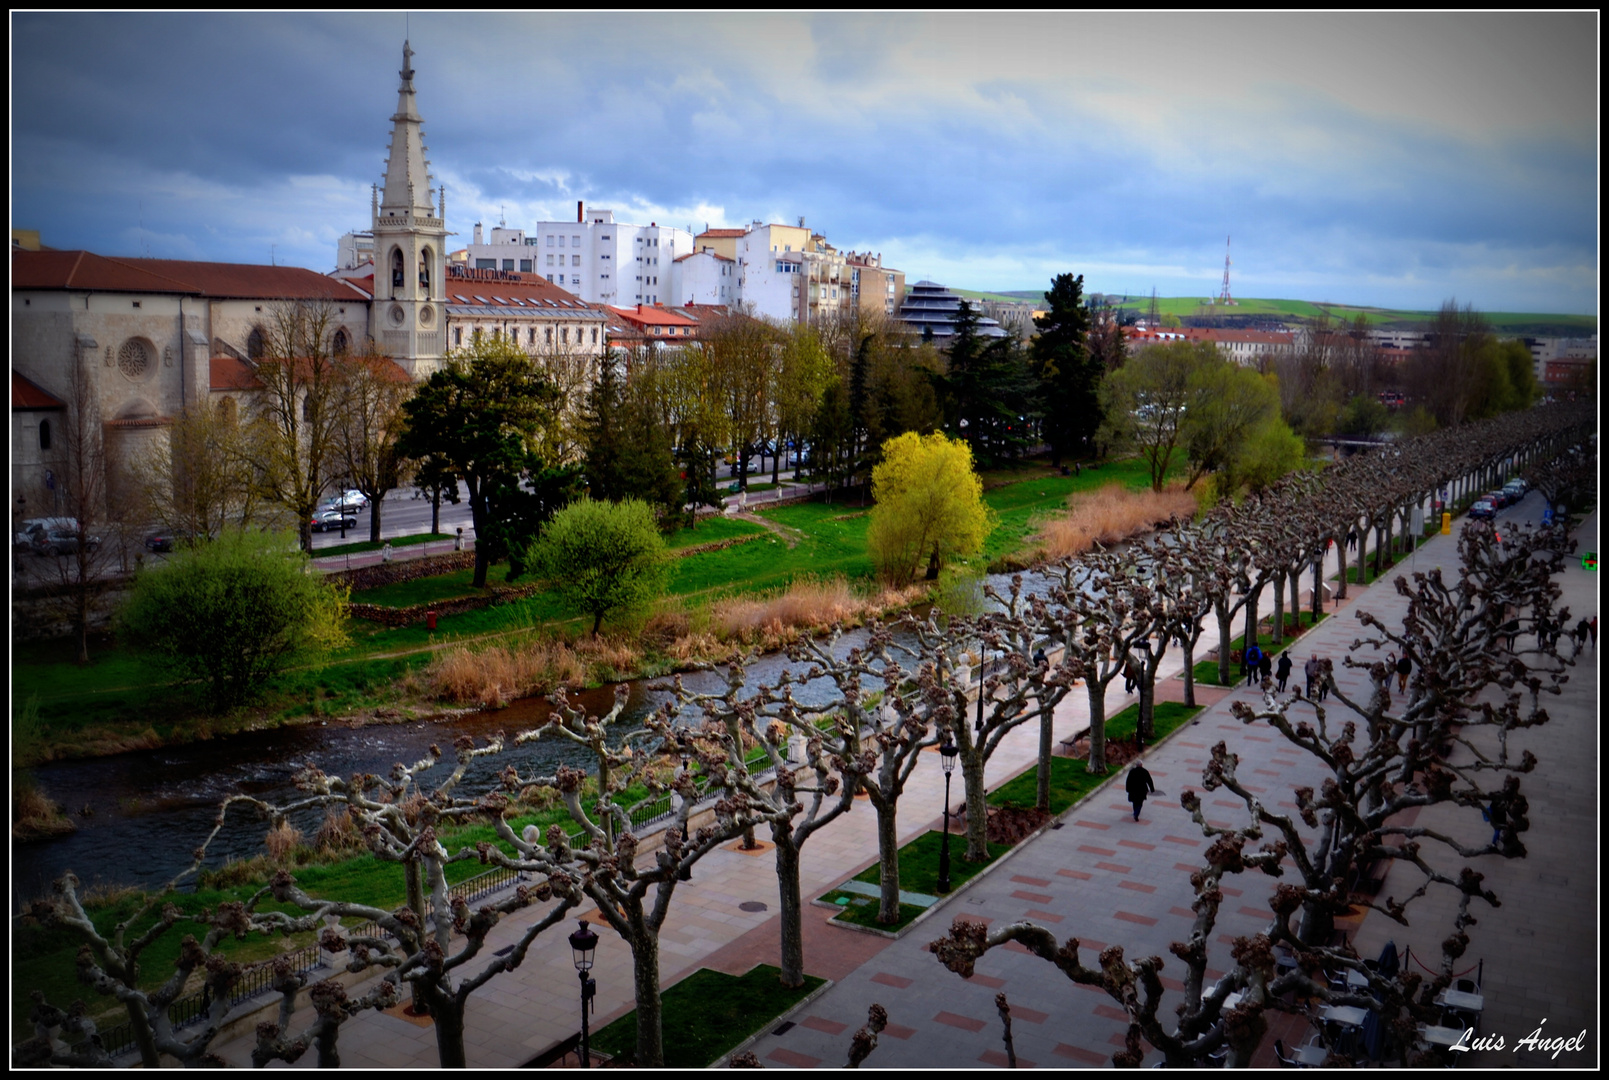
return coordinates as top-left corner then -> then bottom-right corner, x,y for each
19,403 -> 1592,1069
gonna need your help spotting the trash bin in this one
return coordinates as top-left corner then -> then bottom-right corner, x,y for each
427,610 -> 438,631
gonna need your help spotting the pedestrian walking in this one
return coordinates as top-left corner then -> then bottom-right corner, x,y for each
1573,618 -> 1590,657
381,540 -> 393,563
1124,654 -> 1141,694
1303,655 -> 1320,699
1483,797 -> 1506,846
1259,650 -> 1272,687
1033,647 -> 1047,669
1275,652 -> 1292,692
1244,643 -> 1264,688
1317,656 -> 1331,702
1125,761 -> 1156,822
1347,528 -> 1358,551
1395,651 -> 1412,694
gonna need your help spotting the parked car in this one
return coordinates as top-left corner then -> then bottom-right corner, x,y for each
1502,480 -> 1528,501
16,517 -> 78,553
145,529 -> 205,553
1468,499 -> 1497,521
1484,490 -> 1511,509
32,526 -> 101,556
310,509 -> 358,533
321,489 -> 370,513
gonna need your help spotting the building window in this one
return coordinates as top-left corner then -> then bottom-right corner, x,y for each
454,327 -> 463,346
572,255 -> 581,267
529,327 -> 536,344
545,327 -> 553,344
477,258 -> 497,270
592,328 -> 598,344
39,420 -> 51,451
302,395 -> 313,422
562,328 -> 569,344
247,326 -> 266,360
117,338 -> 153,380
502,259 -> 514,272
520,259 -> 532,272
572,236 -> 580,246
333,328 -> 350,355
548,235 -> 555,247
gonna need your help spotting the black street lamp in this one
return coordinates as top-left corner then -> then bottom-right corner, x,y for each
569,918 -> 599,1067
937,736 -> 959,894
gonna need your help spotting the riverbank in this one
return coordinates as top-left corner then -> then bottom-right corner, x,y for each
11,457 -> 1181,769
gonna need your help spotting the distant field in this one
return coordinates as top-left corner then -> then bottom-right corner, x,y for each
1028,292 -> 1598,334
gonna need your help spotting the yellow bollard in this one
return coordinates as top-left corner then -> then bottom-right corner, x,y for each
1441,512 -> 1451,535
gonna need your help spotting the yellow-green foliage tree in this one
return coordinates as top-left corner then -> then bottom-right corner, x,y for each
867,432 -> 994,586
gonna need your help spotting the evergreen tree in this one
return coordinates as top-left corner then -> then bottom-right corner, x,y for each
582,360 -> 682,522
1031,273 -> 1102,466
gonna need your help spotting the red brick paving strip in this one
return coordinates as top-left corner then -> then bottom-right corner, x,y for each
1054,1044 -> 1109,1064
1026,909 -> 1065,923
934,1011 -> 987,1033
1008,1005 -> 1049,1024
981,1049 -> 1036,1068
1164,835 -> 1200,846
1010,875 -> 1051,887
1119,839 -> 1156,850
1074,820 -> 1111,830
1012,890 -> 1054,903
882,1023 -> 916,1040
1170,906 -> 1196,918
766,1048 -> 822,1067
1114,911 -> 1159,926
1057,868 -> 1093,880
1119,880 -> 1157,893
870,972 -> 913,989
1079,845 -> 1118,856
966,972 -> 1006,989
1094,862 -> 1132,873
1094,1004 -> 1129,1022
800,1015 -> 848,1035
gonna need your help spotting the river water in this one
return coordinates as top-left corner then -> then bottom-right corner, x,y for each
12,556 -> 1112,906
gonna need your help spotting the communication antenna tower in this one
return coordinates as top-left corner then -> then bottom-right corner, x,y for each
1217,235 -> 1235,306
1147,287 -> 1161,328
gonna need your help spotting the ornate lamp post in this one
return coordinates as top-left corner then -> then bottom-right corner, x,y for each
937,736 -> 959,894
569,918 -> 599,1067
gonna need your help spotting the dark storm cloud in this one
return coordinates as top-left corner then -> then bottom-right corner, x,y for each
12,12 -> 1596,311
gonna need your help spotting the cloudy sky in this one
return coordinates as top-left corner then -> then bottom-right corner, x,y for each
12,12 -> 1598,313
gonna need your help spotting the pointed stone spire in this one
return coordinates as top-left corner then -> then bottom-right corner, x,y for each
380,39 -> 433,217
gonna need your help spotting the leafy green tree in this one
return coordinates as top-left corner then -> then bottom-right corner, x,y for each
529,497 -> 669,635
1214,415 -> 1306,499
1181,361 -> 1280,489
118,529 -> 348,710
1100,340 -> 1214,491
1030,273 -> 1102,466
1336,394 -> 1392,440
938,301 -> 1035,465
397,335 -> 572,587
867,431 -> 995,586
583,359 -> 682,521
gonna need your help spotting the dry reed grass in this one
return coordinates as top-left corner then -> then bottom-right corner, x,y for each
12,783 -> 77,841
708,576 -> 925,650
264,820 -> 304,863
1032,482 -> 1200,562
313,806 -> 363,854
429,635 -> 643,708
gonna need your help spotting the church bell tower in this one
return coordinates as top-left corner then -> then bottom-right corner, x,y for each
372,41 -> 448,377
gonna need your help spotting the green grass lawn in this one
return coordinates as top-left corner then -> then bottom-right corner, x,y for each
987,701 -> 1202,814
823,829 -> 1010,932
316,532 -> 453,558
590,964 -> 824,1067
350,565 -> 485,607
1193,611 -> 1328,686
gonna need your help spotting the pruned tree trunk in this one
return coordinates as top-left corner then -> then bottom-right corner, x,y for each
774,836 -> 806,988
961,750 -> 989,862
1085,679 -> 1109,774
876,804 -> 901,924
632,933 -> 665,1066
1036,706 -> 1054,813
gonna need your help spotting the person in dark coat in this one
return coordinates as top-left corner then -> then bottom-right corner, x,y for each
1303,655 -> 1320,698
1275,652 -> 1292,692
1243,643 -> 1263,687
1259,650 -> 1273,686
1125,762 -> 1155,821
1395,652 -> 1412,693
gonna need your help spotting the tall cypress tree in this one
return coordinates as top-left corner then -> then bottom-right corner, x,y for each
1031,273 -> 1100,467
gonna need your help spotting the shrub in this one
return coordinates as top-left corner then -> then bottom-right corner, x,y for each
528,497 -> 669,636
117,529 -> 349,711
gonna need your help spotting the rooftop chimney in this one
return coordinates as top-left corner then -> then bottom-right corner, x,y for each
578,200 -> 584,223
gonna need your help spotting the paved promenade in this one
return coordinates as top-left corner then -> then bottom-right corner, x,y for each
208,510 -> 1598,1068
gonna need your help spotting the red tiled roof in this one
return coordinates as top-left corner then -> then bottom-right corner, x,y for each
13,370 -> 65,409
13,249 -> 369,301
695,228 -> 746,239
210,356 -> 264,391
444,267 -> 603,314
674,251 -> 734,263
606,304 -> 699,329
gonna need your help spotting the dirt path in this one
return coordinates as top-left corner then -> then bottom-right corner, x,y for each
729,510 -> 805,548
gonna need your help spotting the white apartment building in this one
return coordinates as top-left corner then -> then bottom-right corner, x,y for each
459,206 -> 692,308
670,249 -> 738,306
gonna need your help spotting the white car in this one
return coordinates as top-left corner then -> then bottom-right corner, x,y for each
320,490 -> 369,513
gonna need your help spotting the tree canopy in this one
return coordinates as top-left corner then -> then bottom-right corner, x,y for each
118,529 -> 348,710
529,497 -> 669,635
1030,273 -> 1102,466
866,431 -> 994,586
397,335 -> 577,587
